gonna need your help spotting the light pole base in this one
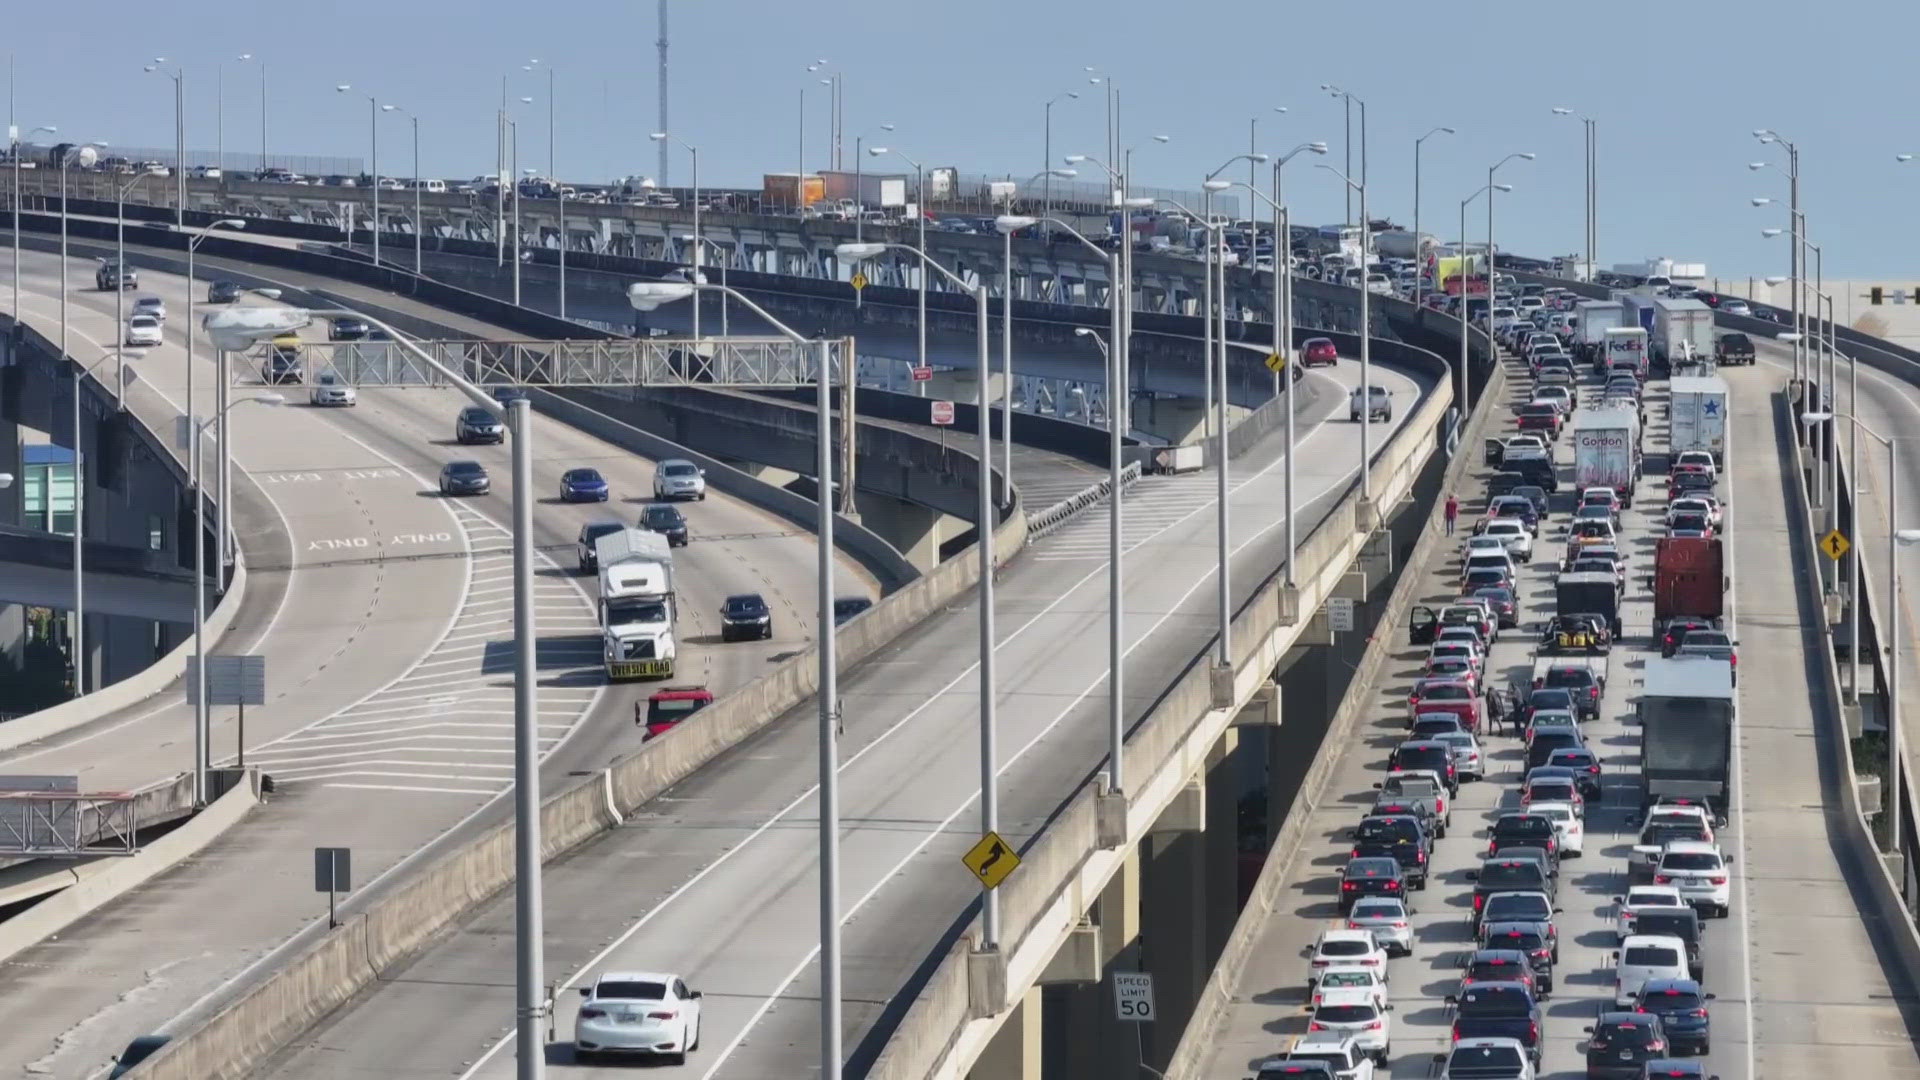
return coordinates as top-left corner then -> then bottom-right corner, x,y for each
1883,851 -> 1907,888
1278,584 -> 1300,626
967,945 -> 1008,1019
1208,661 -> 1236,710
1823,592 -> 1843,624
1353,496 -> 1376,533
1096,784 -> 1130,849
1038,920 -> 1103,985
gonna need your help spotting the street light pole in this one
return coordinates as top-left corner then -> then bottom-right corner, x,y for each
1412,126 -> 1455,310
1042,91 -> 1079,225
833,236 -> 1016,952
15,124 -> 56,323
1460,184 -> 1509,419
870,146 -> 929,391
652,133 -> 702,337
57,141 -> 101,693
1484,153 -> 1535,415
1318,164 -> 1375,497
631,281 -> 841,1075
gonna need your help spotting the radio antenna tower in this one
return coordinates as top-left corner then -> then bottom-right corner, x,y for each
656,0 -> 669,186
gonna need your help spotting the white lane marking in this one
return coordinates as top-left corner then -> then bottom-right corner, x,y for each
447,362 -> 1417,1080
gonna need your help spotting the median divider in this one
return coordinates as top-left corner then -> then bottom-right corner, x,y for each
1027,462 -> 1142,539
131,505 -> 1028,1080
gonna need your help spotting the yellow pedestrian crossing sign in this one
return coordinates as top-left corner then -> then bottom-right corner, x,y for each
961,830 -> 1020,890
850,271 -> 869,292
1820,530 -> 1851,561
1264,351 -> 1287,373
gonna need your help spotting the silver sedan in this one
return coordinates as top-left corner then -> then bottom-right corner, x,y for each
1345,896 -> 1414,956
1433,729 -> 1484,781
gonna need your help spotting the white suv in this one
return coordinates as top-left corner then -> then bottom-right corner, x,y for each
652,459 -> 708,501
1654,840 -> 1732,917
1307,987 -> 1391,1064
1479,518 -> 1533,560
1258,1030 -> 1378,1078
1349,385 -> 1393,422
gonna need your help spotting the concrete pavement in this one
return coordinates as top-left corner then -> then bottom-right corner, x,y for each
1191,345 -> 1920,1078
0,250 -> 865,1078
250,352 -> 1428,1079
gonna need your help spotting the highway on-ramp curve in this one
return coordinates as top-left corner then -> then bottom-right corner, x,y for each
1194,349 -> 1920,1078
250,354 -> 1432,1079
0,249 -> 868,1078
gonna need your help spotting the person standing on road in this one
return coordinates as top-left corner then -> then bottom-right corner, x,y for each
1444,493 -> 1460,536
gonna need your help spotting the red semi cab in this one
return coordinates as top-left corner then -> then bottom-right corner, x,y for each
1653,537 -> 1725,635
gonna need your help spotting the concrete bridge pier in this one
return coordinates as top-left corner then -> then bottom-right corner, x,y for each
851,491 -> 947,574
1040,849 -> 1143,1080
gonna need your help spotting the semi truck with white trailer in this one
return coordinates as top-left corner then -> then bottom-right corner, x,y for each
1570,406 -> 1641,497
597,528 -> 678,680
1637,656 -> 1736,814
1574,299 -> 1627,363
1651,297 -> 1716,373
1669,375 -> 1731,467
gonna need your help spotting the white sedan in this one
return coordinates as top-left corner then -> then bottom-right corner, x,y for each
125,314 -> 163,347
308,373 -> 357,407
574,970 -> 703,1065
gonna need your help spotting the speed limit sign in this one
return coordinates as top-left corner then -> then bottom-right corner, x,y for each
1113,972 -> 1156,1022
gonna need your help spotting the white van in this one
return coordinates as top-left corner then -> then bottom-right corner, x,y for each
1612,933 -> 1688,1006
410,178 -> 447,193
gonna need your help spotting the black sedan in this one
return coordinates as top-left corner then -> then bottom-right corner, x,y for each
439,460 -> 490,496
1338,856 -> 1405,913
206,280 -> 242,303
639,503 -> 689,547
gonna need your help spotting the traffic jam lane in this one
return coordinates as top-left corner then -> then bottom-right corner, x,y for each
1220,351 -> 1750,1079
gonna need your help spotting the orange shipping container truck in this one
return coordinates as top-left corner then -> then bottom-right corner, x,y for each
763,172 -> 824,209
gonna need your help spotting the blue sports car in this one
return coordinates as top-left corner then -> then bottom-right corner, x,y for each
559,467 -> 610,502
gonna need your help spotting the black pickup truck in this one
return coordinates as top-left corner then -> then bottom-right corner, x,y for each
1714,331 -> 1755,366
1444,982 -> 1543,1067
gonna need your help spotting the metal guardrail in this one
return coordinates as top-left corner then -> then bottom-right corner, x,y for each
240,335 -> 852,391
1025,461 -> 1142,539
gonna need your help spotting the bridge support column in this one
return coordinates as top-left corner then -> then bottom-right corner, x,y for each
1045,846 -> 1141,1080
969,987 -> 1042,1080
850,491 -> 946,573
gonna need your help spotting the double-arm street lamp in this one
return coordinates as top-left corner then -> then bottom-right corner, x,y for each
1412,125 -> 1455,309
629,278 -> 841,1080
867,144 -> 931,392
649,132 -> 702,335
1481,152 -> 1536,414
1317,163 -> 1376,499
1321,84 -> 1367,224
335,85 -> 383,266
12,123 -> 57,321
995,171 -> 1078,482
1461,183 -> 1513,415
1551,107 -> 1597,279
835,232 -> 1016,959
1232,141 -> 1327,594
382,104 -> 423,275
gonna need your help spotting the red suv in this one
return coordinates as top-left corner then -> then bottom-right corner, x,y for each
1302,337 -> 1339,367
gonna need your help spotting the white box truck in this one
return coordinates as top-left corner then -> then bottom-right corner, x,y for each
1570,406 -> 1641,497
596,529 -> 677,680
1603,326 -> 1649,381
1651,297 -> 1716,373
1574,299 -> 1626,363
1669,375 -> 1730,466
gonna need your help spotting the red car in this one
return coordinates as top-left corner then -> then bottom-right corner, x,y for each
1408,678 -> 1482,733
638,685 -> 714,740
1302,337 -> 1339,367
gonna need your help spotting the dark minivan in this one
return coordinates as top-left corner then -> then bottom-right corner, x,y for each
1487,813 -> 1559,859
1471,856 -> 1553,924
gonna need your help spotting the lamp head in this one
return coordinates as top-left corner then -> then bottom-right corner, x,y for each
382,104 -> 398,112
995,215 -> 1036,234
1063,154 -> 1087,164
1552,106 -> 1572,115
1764,275 -> 1788,285
1761,228 -> 1783,238
1249,153 -> 1271,163
649,132 -> 668,142
1779,332 -> 1804,343
1050,168 -> 1078,178
1067,91 -> 1080,99
835,242 -> 887,262
1751,197 -> 1772,206
1153,134 -> 1171,144
868,146 -> 887,157
237,53 -> 252,61
0,473 -> 12,490
1519,152 -> 1537,160
1901,154 -> 1916,163
1202,179 -> 1231,192
1748,162 -> 1766,170
1122,197 -> 1154,209
1309,142 -> 1328,154
1440,126 -> 1457,134
335,84 -> 351,93
626,281 -> 696,311
1896,530 -> 1920,547
251,393 -> 287,407
1493,183 -> 1513,192
1074,327 -> 1094,337
201,305 -> 313,351
215,219 -> 246,229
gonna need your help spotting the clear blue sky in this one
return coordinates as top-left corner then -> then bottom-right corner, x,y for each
9,1 -> 1918,278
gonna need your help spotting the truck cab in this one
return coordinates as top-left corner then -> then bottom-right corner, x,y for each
597,529 -> 678,680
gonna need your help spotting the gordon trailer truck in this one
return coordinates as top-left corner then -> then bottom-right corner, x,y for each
1569,406 -> 1640,497
597,528 -> 678,680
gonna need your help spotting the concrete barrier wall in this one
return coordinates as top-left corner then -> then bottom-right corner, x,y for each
130,508 -> 1029,1080
862,334 -> 1460,1080
0,769 -> 259,970
1161,349 -> 1508,1079
1778,394 -> 1920,988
